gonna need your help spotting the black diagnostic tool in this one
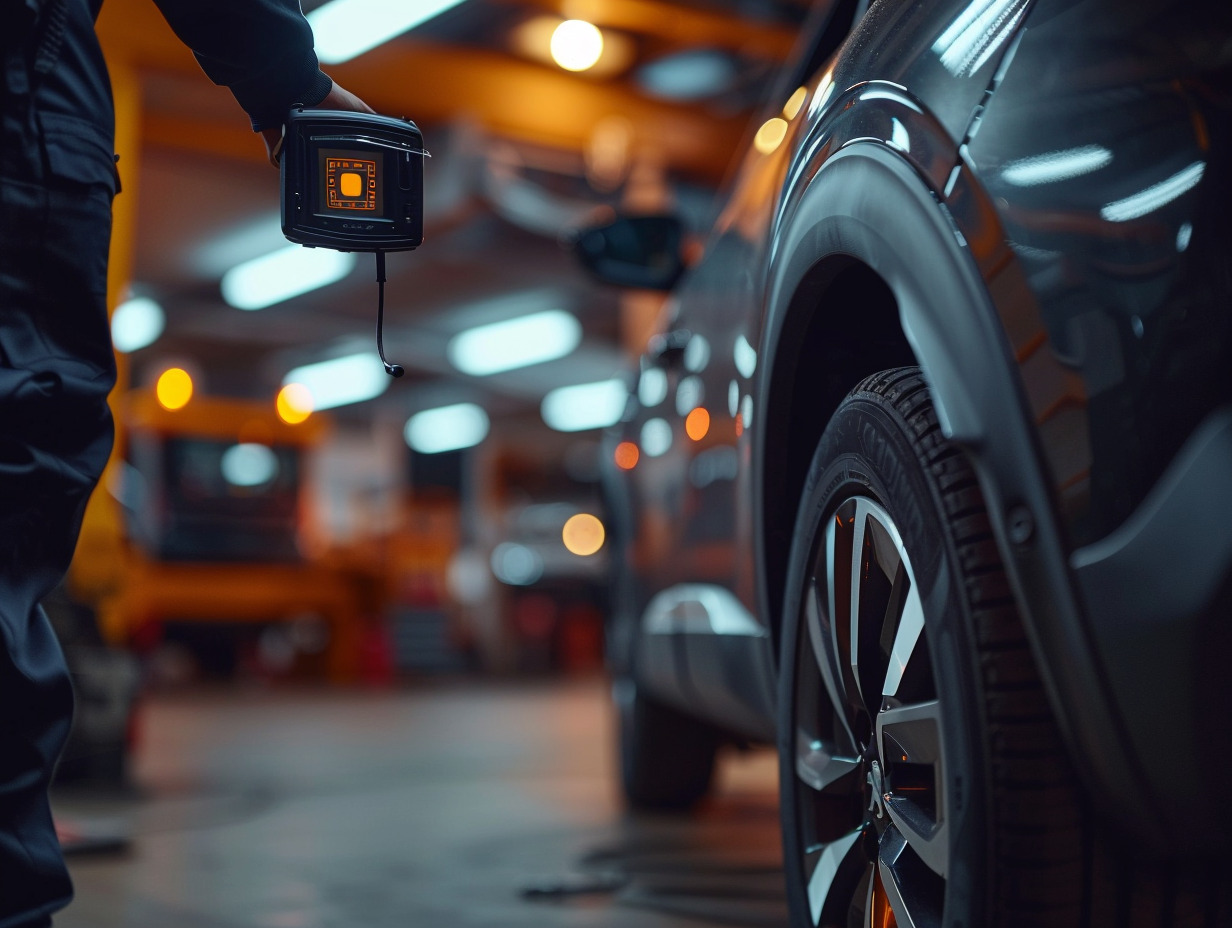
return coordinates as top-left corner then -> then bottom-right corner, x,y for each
280,108 -> 428,376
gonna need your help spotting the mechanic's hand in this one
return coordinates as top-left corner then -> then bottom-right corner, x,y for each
261,80 -> 377,167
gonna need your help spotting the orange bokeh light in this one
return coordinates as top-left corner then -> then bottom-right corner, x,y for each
685,407 -> 710,441
614,441 -> 639,470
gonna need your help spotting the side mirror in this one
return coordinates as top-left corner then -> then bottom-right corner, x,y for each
571,214 -> 686,291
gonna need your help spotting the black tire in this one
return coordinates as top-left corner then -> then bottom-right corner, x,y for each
615,676 -> 719,811
777,367 -> 1230,928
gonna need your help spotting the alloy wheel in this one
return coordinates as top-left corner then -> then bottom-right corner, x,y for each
791,495 -> 947,927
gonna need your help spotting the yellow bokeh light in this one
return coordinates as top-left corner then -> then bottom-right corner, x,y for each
340,172 -> 362,197
156,367 -> 193,410
685,407 -> 710,441
550,19 -> 603,72
563,513 -> 605,556
276,383 -> 315,425
782,86 -> 808,120
754,118 -> 789,155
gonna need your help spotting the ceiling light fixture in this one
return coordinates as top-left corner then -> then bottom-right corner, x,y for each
550,19 -> 603,72
222,244 -> 355,311
448,309 -> 582,376
541,378 -> 626,432
309,0 -> 470,64
404,402 -> 490,454
283,352 -> 389,410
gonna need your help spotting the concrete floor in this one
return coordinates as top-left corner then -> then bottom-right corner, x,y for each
51,679 -> 788,928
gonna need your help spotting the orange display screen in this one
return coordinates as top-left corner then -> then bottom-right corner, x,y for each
320,151 -> 382,216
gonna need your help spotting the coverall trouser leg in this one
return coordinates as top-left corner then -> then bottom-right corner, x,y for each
0,99 -> 117,928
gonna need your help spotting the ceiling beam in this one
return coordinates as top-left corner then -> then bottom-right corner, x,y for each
98,0 -> 753,180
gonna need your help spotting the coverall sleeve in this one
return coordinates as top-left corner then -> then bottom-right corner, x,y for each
149,0 -> 334,131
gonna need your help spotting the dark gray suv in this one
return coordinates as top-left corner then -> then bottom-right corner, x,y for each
577,0 -> 1232,924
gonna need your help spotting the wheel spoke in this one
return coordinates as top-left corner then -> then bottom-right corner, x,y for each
795,727 -> 860,793
878,699 -> 943,767
805,580 -> 857,747
847,499 -> 871,705
878,700 -> 948,878
877,825 -> 942,928
806,828 -> 863,926
882,583 -> 924,698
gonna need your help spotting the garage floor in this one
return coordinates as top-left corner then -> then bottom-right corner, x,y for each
51,679 -> 788,928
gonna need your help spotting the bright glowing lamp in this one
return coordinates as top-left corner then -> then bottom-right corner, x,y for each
282,353 -> 389,411
156,368 -> 193,410
276,383 -> 314,424
562,513 -> 605,556
222,245 -> 355,310
550,20 -> 603,71
404,403 -> 490,454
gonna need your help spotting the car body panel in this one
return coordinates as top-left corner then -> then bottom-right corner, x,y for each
957,0 -> 1232,850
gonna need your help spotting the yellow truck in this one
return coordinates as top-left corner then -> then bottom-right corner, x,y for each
71,389 -> 378,683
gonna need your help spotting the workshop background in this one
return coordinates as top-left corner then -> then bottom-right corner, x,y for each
50,0 -> 801,924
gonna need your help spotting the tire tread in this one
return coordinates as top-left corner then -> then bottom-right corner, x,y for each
849,368 -> 1228,927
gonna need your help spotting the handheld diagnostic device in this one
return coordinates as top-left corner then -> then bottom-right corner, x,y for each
280,108 -> 428,375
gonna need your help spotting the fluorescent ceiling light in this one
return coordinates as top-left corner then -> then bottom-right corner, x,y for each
222,245 -> 355,310
541,378 -> 626,432
283,352 -> 389,410
111,296 -> 165,353
1002,145 -> 1112,186
405,402 -> 490,454
1100,161 -> 1205,222
309,0 -> 469,64
448,309 -> 581,376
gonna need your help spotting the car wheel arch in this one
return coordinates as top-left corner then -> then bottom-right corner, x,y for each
754,142 -> 1027,653
751,141 -> 1174,852
755,143 -> 986,652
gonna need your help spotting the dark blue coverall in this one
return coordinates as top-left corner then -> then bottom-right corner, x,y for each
1,2 -> 331,923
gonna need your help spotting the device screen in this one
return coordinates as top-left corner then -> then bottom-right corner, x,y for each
317,148 -> 385,218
